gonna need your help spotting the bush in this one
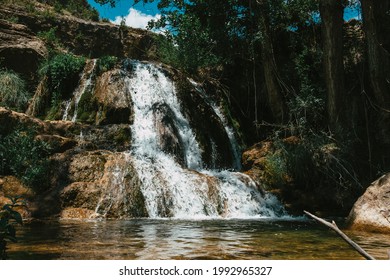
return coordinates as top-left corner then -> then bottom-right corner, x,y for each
96,56 -> 118,75
37,27 -> 61,48
0,128 -> 51,192
0,196 -> 24,260
39,53 -> 86,112
0,70 -> 30,111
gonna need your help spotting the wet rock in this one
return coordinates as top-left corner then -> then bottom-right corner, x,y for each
175,77 -> 233,169
94,69 -> 132,125
60,207 -> 98,219
347,173 -> 390,233
153,103 -> 185,165
60,152 -> 147,219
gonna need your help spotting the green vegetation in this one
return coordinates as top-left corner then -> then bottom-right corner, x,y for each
0,196 -> 24,260
37,0 -> 99,21
96,56 -> 118,75
0,128 -> 51,192
76,87 -> 97,123
39,53 -> 86,116
0,70 -> 30,112
37,27 -> 62,49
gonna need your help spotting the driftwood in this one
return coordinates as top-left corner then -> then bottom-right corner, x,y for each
304,210 -> 376,260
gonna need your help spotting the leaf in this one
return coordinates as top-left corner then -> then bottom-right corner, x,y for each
10,211 -> 23,225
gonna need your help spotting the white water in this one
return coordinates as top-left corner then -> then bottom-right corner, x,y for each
62,59 -> 97,122
128,61 -> 285,219
189,78 -> 242,170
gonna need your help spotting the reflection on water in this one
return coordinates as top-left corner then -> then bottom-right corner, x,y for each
7,219 -> 390,260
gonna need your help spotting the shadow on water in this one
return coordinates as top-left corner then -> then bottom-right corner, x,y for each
7,218 -> 390,260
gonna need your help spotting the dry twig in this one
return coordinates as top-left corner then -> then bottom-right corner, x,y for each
304,210 -> 376,260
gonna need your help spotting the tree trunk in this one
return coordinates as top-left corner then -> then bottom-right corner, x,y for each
361,0 -> 390,143
256,0 -> 286,124
319,0 -> 345,133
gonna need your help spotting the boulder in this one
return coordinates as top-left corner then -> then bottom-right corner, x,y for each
347,173 -> 390,233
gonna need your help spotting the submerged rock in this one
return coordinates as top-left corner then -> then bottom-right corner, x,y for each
347,173 -> 390,233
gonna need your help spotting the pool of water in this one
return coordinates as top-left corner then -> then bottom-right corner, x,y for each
7,218 -> 390,260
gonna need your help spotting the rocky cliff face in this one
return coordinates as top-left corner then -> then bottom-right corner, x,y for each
0,2 -> 156,88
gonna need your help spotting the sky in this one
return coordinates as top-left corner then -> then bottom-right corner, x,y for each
87,0 -> 161,29
87,0 -> 361,30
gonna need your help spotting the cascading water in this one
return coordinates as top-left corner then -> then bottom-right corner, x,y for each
62,59 -> 97,122
127,61 -> 286,219
189,78 -> 242,170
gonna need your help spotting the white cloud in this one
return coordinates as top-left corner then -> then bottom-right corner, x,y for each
112,8 -> 160,30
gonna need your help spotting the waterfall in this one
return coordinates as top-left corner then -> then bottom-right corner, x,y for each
189,78 -> 242,170
127,61 -> 286,219
62,59 -> 97,122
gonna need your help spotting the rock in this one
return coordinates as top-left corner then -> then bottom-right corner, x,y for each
175,77 -> 233,169
0,176 -> 34,218
0,3 -> 155,60
36,134 -> 77,153
347,173 -> 390,233
94,69 -> 132,125
60,207 -> 98,219
0,106 -> 45,135
153,103 -> 185,165
0,19 -> 47,86
59,151 -> 147,219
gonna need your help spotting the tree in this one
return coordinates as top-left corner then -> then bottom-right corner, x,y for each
319,0 -> 345,133
361,0 -> 390,144
255,0 -> 286,124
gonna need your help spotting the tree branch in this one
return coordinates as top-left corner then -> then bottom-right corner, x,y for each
304,210 -> 376,260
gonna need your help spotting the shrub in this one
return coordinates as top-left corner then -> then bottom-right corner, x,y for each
96,56 -> 118,75
0,128 -> 51,192
39,53 -> 86,114
37,27 -> 61,48
0,70 -> 30,111
0,196 -> 24,260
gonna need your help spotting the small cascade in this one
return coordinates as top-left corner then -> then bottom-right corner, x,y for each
62,59 -> 97,122
127,61 -> 286,219
189,79 -> 242,170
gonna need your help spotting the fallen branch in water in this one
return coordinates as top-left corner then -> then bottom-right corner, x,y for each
304,210 -> 376,260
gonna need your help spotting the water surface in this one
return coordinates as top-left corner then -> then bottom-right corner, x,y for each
8,219 -> 390,260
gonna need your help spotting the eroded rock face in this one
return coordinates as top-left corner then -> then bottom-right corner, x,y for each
94,69 -> 133,125
153,103 -> 185,165
0,19 -> 47,85
0,3 -> 155,60
60,151 -> 147,219
347,173 -> 390,233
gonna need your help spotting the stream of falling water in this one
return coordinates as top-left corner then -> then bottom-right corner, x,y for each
127,61 -> 286,219
62,59 -> 97,122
